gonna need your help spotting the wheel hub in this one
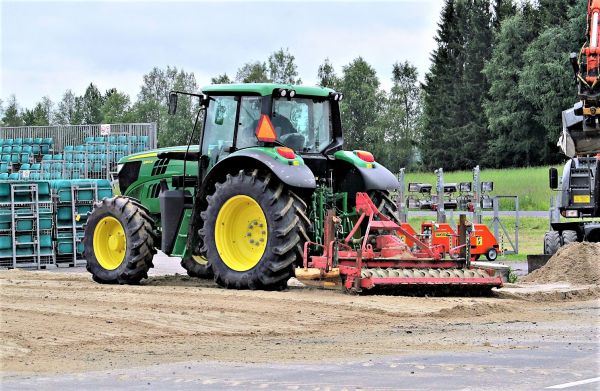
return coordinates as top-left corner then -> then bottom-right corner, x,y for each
93,216 -> 126,270
215,195 -> 268,272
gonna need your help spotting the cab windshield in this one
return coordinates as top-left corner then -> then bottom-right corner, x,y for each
272,97 -> 333,153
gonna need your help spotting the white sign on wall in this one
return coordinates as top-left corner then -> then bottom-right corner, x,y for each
100,124 -> 111,136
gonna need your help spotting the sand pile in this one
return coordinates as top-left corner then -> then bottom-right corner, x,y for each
522,242 -> 600,285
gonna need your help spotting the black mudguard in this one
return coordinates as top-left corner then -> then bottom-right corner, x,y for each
203,148 -> 317,190
355,164 -> 399,191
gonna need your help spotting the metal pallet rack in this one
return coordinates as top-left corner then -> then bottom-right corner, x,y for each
54,181 -> 101,267
0,182 -> 54,269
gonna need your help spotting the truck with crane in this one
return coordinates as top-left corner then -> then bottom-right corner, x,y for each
544,0 -> 600,254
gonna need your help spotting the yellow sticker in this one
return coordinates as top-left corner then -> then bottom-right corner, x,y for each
573,195 -> 591,203
476,236 -> 483,246
435,232 -> 448,238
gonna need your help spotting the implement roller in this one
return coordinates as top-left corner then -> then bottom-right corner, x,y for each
296,193 -> 503,293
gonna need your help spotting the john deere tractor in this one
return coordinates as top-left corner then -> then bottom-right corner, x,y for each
84,83 -> 399,289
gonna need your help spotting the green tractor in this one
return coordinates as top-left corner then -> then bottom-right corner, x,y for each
84,83 -> 400,289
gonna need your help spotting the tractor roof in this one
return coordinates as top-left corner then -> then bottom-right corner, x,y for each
201,83 -> 336,97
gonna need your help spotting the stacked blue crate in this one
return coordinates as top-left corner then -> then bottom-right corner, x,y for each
0,181 -> 54,269
51,179 -> 113,266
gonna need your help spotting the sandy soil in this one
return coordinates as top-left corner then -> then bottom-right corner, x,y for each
1,269 -> 598,375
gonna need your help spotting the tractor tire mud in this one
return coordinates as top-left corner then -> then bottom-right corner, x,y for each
199,170 -> 303,290
84,196 -> 157,284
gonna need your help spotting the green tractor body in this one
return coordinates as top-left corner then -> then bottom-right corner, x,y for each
84,83 -> 399,288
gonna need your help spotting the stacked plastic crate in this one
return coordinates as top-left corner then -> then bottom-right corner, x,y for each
52,179 -> 112,266
0,181 -> 54,269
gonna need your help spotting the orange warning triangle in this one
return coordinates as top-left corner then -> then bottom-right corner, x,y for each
255,114 -> 277,142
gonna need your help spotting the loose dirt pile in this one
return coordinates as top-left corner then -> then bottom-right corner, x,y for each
522,242 -> 600,285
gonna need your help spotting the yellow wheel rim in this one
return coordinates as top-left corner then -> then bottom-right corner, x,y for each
93,216 -> 126,270
215,195 -> 268,272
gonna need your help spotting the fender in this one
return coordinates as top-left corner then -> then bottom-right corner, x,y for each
203,147 -> 317,190
334,151 -> 399,191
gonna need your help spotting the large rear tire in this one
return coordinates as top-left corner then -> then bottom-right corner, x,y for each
543,231 -> 560,255
369,190 -> 401,223
200,170 -> 303,290
84,196 -> 157,284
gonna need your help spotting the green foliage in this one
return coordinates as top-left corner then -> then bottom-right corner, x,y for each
483,10 -> 541,167
421,0 -> 587,170
377,61 -> 422,171
54,90 -> 79,125
22,97 -> 52,126
2,95 -> 23,127
211,73 -> 232,84
268,48 -> 301,84
507,267 -> 519,283
80,83 -> 104,125
422,0 -> 494,171
317,58 -> 339,88
339,57 -> 383,151
101,89 -> 132,123
235,61 -> 270,83
518,27 -> 576,162
135,66 -> 198,147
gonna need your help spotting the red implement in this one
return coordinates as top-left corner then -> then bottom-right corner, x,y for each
298,192 -> 503,293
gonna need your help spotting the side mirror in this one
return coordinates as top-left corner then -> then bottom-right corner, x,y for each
549,167 -> 558,189
168,93 -> 178,115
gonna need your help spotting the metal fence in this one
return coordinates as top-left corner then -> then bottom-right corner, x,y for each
0,123 -> 157,152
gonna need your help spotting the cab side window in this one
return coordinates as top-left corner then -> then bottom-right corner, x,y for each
236,96 -> 262,149
202,96 -> 238,164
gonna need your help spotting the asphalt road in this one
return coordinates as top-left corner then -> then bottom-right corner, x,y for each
3,341 -> 598,391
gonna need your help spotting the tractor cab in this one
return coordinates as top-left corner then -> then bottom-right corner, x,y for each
196,84 -> 344,180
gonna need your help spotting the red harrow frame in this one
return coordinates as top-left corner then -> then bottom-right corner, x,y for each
296,193 -> 503,293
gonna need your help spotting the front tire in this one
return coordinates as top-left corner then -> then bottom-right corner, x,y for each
181,255 -> 213,279
543,231 -> 560,255
561,230 -> 578,246
84,196 -> 157,284
200,170 -> 302,290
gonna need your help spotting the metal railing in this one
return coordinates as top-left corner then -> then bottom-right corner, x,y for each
0,123 -> 157,152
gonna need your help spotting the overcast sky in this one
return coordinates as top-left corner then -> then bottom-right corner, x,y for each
1,0 -> 444,108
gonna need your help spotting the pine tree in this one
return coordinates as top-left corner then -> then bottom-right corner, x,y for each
2,95 -> 23,127
484,6 -> 541,167
421,0 -> 461,170
317,58 -> 339,88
